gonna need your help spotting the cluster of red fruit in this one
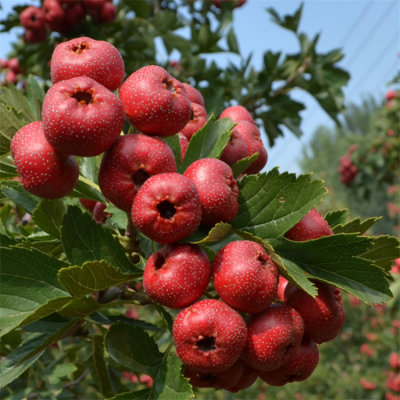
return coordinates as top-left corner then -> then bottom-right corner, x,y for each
19,0 -> 117,43
0,57 -> 24,86
339,144 -> 358,185
167,208 -> 345,391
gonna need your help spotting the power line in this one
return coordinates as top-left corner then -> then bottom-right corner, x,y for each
344,0 -> 397,67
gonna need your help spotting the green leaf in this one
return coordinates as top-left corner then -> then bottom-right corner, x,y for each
105,323 -> 163,377
179,115 -> 234,173
163,134 -> 181,169
324,209 -> 349,228
267,3 -> 303,33
91,340 -> 114,398
0,246 -> 71,336
0,233 -> 18,248
189,222 -> 232,244
69,176 -> 105,203
1,184 -> 40,213
58,261 -> 141,298
105,205 -> 127,230
26,75 -> 44,121
231,153 -> 259,178
123,0 -> 151,17
58,297 -> 102,318
111,390 -> 156,400
273,234 -> 393,305
231,169 -> 328,240
32,199 -> 66,239
88,314 -> 163,333
79,157 -> 99,185
61,207 -> 141,274
0,83 -> 36,123
154,305 -> 173,332
333,216 -> 381,235
359,235 -> 400,272
0,103 -> 26,157
227,27 -> 239,54
0,157 -> 17,179
106,324 -> 193,400
17,239 -> 63,258
0,348 -> 45,389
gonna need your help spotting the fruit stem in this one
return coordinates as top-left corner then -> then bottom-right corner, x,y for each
125,213 -> 142,261
127,124 -> 134,135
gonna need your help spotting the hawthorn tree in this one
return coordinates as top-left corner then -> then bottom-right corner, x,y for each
0,2 -> 399,399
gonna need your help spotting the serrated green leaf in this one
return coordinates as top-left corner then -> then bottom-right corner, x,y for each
231,153 -> 259,178
163,134 -> 181,168
123,0 -> 151,17
189,222 -> 232,244
0,103 -> 26,157
272,234 -> 393,305
267,3 -> 303,33
58,261 -> 141,298
333,216 -> 381,235
105,323 -> 163,377
324,209 -> 349,228
17,239 -> 63,258
0,246 -> 72,336
231,169 -> 328,239
0,83 -> 36,123
91,340 -> 114,398
0,233 -> 18,248
359,235 -> 400,271
79,157 -> 99,185
179,115 -> 234,173
1,184 -> 40,213
32,199 -> 66,239
61,207 -> 141,274
105,204 -> 128,230
88,314 -> 163,332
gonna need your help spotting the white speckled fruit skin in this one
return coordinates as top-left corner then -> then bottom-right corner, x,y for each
131,173 -> 202,244
119,65 -> 191,137
173,299 -> 248,373
220,105 -> 255,125
242,304 -> 305,372
182,83 -> 205,107
220,127 -> 248,166
212,240 -> 279,314
50,36 -> 125,92
10,121 -> 79,199
42,76 -> 125,157
99,134 -> 177,213
143,243 -> 211,309
257,336 -> 319,386
184,158 -> 239,226
180,102 -> 208,140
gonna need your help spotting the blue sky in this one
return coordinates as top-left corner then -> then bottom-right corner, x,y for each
1,0 -> 399,174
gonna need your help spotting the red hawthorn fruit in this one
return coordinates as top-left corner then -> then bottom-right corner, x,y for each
42,76 -> 125,157
25,28 -> 47,43
180,102 -> 208,140
0,59 -> 9,69
43,0 -> 65,24
212,240 -> 279,314
5,71 -> 18,85
234,121 -> 268,174
182,83 -> 205,107
98,2 -> 117,23
284,208 -> 334,241
184,359 -> 245,389
47,18 -> 70,34
10,121 -> 79,199
227,362 -> 258,393
131,173 -> 202,244
98,134 -> 177,213
83,0 -> 106,9
285,281 -> 346,344
178,132 -> 189,162
386,89 -> 398,101
119,65 -> 191,137
8,58 -> 22,74
213,0 -> 247,8
184,158 -> 239,226
257,336 -> 319,386
173,299 -> 248,373
79,198 -> 97,213
20,6 -> 46,30
93,202 -> 110,224
242,304 -> 305,372
50,37 -> 125,92
65,3 -> 86,26
276,275 -> 290,302
220,105 -> 255,125
143,243 -> 211,309
220,127 -> 248,166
